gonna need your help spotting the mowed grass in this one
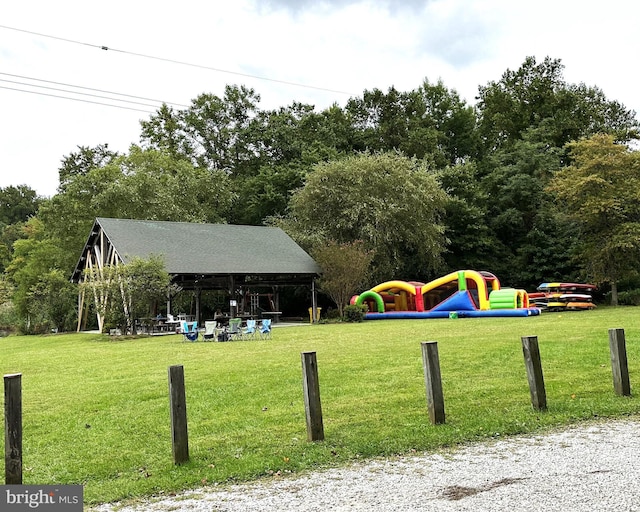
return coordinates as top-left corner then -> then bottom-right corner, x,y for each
2,307 -> 640,505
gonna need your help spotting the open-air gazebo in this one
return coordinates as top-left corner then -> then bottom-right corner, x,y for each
71,218 -> 322,332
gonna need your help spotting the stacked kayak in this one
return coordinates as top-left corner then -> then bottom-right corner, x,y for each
529,282 -> 596,311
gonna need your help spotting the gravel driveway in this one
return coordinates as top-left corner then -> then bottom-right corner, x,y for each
92,418 -> 640,511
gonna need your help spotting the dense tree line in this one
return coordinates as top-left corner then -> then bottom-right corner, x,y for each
1,56 -> 639,333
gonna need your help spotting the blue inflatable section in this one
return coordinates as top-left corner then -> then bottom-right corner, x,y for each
431,291 -> 476,311
364,308 -> 540,320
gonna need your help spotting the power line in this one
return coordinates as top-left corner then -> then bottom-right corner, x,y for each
0,24 -> 356,96
0,72 -> 190,108
0,85 -> 155,114
0,77 -> 168,110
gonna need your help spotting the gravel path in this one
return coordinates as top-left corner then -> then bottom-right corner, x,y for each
93,419 -> 640,511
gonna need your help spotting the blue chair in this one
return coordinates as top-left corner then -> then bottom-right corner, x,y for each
259,318 -> 272,339
242,319 -> 257,340
181,320 -> 199,342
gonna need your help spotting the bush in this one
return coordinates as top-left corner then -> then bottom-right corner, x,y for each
343,304 -> 367,322
326,307 -> 342,320
616,289 -> 640,306
0,299 -> 17,334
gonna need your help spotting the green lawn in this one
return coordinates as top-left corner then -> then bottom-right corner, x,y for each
2,307 -> 640,505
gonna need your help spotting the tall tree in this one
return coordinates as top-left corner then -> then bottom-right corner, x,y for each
476,56 -> 639,159
57,144 -> 119,194
140,85 -> 262,177
233,102 -> 349,224
5,218 -> 76,333
345,81 -> 477,166
0,185 -> 43,225
279,152 -> 449,282
474,56 -> 639,287
547,134 -> 640,304
39,146 -> 234,273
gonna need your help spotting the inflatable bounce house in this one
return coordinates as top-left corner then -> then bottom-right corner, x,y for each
351,270 -> 540,319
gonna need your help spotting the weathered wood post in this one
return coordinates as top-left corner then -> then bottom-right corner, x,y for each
168,365 -> 189,464
609,328 -> 631,396
4,373 -> 22,484
421,342 -> 446,424
521,336 -> 547,411
301,351 -> 324,441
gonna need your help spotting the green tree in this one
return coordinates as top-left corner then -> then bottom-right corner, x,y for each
82,256 -> 171,333
0,185 -> 43,224
311,240 -> 374,317
345,81 -> 477,166
39,146 -> 234,273
473,57 -> 639,287
5,218 -> 76,333
279,152 -> 449,282
436,162 -> 497,272
479,126 -> 568,286
547,134 -> 640,304
476,56 -> 639,158
141,85 -> 262,176
0,274 -> 17,332
231,102 -> 346,224
57,144 -> 119,194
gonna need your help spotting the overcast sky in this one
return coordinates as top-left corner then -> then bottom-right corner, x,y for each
2,0 -> 639,197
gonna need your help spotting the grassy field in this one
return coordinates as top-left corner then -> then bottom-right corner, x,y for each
2,307 -> 640,505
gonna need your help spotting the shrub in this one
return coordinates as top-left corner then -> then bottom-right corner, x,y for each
616,289 -> 640,306
0,299 -> 17,334
326,307 -> 342,320
343,304 -> 367,322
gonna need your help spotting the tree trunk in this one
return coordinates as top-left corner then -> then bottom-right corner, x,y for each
611,281 -> 619,306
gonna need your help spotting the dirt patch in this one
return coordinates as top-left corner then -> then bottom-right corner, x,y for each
441,477 -> 526,501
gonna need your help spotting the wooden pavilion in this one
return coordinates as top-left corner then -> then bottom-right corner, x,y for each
71,218 -> 322,332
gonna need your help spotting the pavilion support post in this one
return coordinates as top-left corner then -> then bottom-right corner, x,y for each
311,279 -> 319,323
195,288 -> 201,327
229,276 -> 236,318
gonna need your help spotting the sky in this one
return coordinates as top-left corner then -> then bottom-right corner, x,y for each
2,0 -> 639,198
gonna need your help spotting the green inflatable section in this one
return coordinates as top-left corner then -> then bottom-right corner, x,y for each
489,288 -> 519,309
355,291 -> 385,313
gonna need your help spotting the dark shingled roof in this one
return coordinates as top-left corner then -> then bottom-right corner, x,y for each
72,218 -> 321,281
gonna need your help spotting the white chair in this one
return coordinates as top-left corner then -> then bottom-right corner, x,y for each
202,321 -> 218,341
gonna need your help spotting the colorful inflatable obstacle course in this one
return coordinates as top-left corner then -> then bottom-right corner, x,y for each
528,282 -> 596,311
351,270 -> 540,320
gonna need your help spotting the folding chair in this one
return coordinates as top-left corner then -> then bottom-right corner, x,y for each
227,318 -> 242,341
181,320 -> 199,342
202,321 -> 218,341
241,319 -> 257,340
258,318 -> 272,339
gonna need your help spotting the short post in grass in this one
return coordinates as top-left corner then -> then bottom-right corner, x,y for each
168,365 -> 189,464
421,342 -> 445,424
4,373 -> 22,484
301,351 -> 324,441
608,328 -> 631,396
521,336 -> 547,411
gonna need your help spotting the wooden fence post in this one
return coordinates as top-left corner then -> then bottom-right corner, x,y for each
4,373 -> 22,484
421,342 -> 445,424
521,336 -> 547,411
609,328 -> 631,396
168,365 -> 189,464
301,351 -> 324,441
